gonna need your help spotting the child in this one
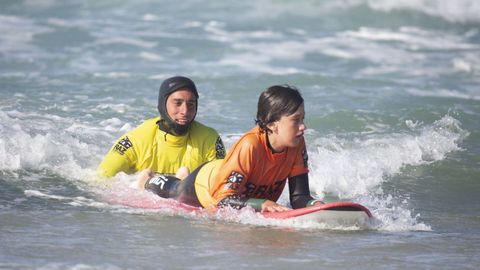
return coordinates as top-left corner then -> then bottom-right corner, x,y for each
139,85 -> 322,212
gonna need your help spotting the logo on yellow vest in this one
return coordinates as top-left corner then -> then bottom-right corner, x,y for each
114,136 -> 133,155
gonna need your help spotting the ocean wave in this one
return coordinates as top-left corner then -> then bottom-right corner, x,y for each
0,110 -> 103,179
367,0 -> 480,23
308,114 -> 468,198
0,15 -> 51,53
342,26 -> 476,50
305,114 -> 467,231
247,0 -> 480,23
406,88 -> 480,101
213,25 -> 478,77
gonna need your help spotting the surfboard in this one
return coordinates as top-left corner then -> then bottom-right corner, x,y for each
113,196 -> 372,227
261,201 -> 373,227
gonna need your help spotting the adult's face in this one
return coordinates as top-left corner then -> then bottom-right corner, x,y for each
165,89 -> 197,126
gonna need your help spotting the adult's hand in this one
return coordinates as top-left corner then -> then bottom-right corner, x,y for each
135,169 -> 154,189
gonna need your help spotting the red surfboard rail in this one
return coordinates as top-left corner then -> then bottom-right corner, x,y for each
261,201 -> 373,219
112,196 -> 372,221
115,196 -> 201,212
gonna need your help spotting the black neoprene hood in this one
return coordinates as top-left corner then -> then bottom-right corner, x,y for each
157,76 -> 199,136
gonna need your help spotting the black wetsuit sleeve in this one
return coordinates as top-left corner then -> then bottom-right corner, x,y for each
288,173 -> 316,209
144,175 -> 181,198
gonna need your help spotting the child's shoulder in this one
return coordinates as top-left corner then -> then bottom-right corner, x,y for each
236,127 -> 265,150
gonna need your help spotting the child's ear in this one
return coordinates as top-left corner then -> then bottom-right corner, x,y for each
266,121 -> 278,133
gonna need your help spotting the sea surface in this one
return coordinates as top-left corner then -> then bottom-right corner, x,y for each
1,0 -> 479,269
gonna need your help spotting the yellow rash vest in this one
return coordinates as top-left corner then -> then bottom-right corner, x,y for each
97,117 -> 225,178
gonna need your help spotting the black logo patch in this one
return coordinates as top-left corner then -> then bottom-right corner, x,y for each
148,175 -> 169,188
215,136 -> 226,159
113,136 -> 133,155
224,171 -> 244,190
218,194 -> 245,210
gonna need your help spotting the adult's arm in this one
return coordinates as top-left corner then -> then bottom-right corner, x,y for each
96,136 -> 135,178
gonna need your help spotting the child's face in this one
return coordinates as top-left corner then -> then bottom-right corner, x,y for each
267,103 -> 306,152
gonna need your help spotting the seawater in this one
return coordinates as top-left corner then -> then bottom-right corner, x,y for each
1,0 -> 479,269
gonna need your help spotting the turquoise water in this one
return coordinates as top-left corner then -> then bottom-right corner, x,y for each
1,0 -> 479,269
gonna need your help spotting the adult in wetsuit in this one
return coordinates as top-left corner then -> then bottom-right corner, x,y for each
97,76 -> 225,180
143,85 -> 322,212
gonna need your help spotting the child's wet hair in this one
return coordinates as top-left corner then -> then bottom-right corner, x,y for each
255,85 -> 304,134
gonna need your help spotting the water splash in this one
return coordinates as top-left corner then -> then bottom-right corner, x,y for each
0,110 -> 102,180
307,114 -> 467,231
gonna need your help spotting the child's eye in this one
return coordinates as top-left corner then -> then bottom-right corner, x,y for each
294,117 -> 304,124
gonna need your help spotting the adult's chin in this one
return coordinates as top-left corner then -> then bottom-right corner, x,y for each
172,123 -> 190,136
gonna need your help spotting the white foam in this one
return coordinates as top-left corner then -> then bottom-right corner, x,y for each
367,194 -> 432,231
367,0 -> 480,23
69,54 -> 103,73
215,31 -> 408,74
95,37 -> 157,49
148,73 -> 174,80
306,115 -> 467,231
142,13 -> 160,22
406,88 -> 480,101
0,111 -> 104,180
24,189 -> 112,209
204,19 -> 281,43
46,18 -> 88,28
211,23 -> 478,77
309,115 -> 467,197
343,26 -> 476,50
452,53 -> 480,75
453,58 -> 472,73
138,51 -> 164,61
98,117 -> 125,131
0,15 -> 51,53
93,72 -> 131,78
218,53 -> 303,75
248,0 -> 480,23
95,103 -> 130,114
249,0 -> 359,18
43,263 -> 122,270
0,72 -> 27,79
